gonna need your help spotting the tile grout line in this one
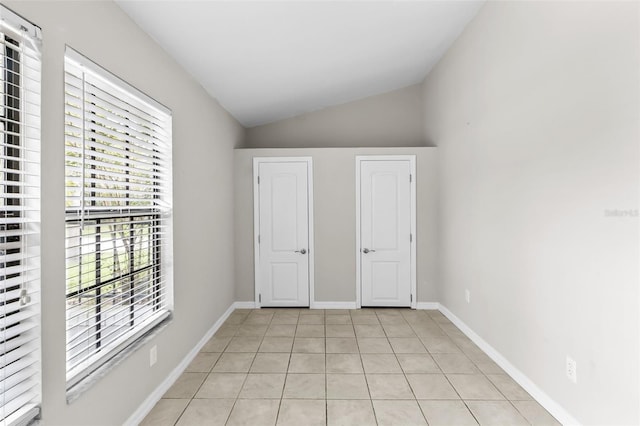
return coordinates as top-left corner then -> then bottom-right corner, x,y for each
324,315 -> 328,425
354,309 -> 379,426
436,310 -> 534,422
430,310 -> 484,426
405,311 -> 455,426
188,310 -> 242,426
226,311 -> 257,426
398,310 -> 432,425
147,308 -> 552,426
275,310 -> 300,425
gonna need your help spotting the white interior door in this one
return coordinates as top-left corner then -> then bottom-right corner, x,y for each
360,160 -> 412,307
256,160 -> 310,307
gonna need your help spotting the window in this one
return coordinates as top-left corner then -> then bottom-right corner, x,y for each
0,6 -> 42,426
64,48 -> 172,389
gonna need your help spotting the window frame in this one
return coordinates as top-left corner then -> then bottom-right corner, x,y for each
63,47 -> 173,390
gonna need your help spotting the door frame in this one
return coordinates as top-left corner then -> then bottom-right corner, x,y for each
355,155 -> 417,309
253,157 -> 315,308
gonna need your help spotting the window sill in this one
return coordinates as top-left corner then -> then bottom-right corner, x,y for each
66,314 -> 172,404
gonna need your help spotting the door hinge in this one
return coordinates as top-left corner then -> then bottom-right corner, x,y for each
257,176 -> 260,184
409,174 -> 412,183
258,234 -> 261,244
410,233 -> 412,243
410,294 -> 413,302
259,294 -> 262,303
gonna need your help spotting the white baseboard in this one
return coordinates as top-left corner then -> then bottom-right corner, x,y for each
416,302 -> 439,310
234,301 -> 257,309
311,301 -> 358,310
438,304 -> 580,426
238,301 -> 357,310
124,303 -> 236,426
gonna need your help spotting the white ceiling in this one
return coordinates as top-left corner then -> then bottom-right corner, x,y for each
116,1 -> 484,128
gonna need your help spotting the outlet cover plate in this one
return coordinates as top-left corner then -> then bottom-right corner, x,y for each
566,356 -> 576,383
150,345 -> 157,367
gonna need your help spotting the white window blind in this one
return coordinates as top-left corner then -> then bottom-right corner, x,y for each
0,5 -> 41,426
64,48 -> 173,388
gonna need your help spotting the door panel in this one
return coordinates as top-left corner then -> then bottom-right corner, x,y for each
372,262 -> 400,300
271,263 -> 299,301
361,160 -> 411,307
270,173 -> 298,251
372,172 -> 399,250
258,161 -> 309,307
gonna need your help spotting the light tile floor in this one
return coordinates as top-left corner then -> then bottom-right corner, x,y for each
141,308 -> 561,426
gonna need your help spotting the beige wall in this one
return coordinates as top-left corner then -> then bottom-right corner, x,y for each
245,84 -> 426,148
7,1 -> 244,425
422,1 -> 639,424
9,1 -> 638,424
234,148 -> 438,304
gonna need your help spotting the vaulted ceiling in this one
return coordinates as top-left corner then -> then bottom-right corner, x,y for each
116,1 -> 484,127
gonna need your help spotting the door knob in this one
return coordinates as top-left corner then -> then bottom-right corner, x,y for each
295,248 -> 307,254
362,248 -> 376,253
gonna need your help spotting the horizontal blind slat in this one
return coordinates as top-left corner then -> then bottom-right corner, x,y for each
67,308 -> 168,371
64,79 -> 169,139
0,336 -> 39,365
0,276 -> 40,293
0,320 -> 38,342
0,365 -> 38,393
64,111 -> 170,155
0,386 -> 38,420
66,294 -> 168,352
0,354 -> 38,384
65,126 -> 170,162
64,142 -> 168,171
64,72 -> 168,132
66,281 -> 168,327
64,157 -> 170,181
65,162 -> 166,186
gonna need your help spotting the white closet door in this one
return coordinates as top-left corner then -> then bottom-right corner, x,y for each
257,161 -> 310,307
360,160 -> 412,307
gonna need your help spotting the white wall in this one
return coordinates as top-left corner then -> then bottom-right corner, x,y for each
234,148 -> 438,305
6,1 -> 244,424
422,1 -> 639,424
245,84 -> 426,148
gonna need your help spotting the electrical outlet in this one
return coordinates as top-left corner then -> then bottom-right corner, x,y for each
465,289 -> 471,304
150,345 -> 157,367
566,356 -> 577,383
